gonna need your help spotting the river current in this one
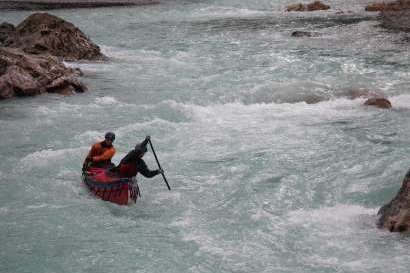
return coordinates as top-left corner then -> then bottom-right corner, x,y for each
1,1 -> 410,272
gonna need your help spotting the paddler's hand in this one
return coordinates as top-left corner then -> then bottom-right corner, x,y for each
82,161 -> 88,172
158,168 -> 164,175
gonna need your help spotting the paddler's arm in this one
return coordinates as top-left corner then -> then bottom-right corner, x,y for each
137,159 -> 161,178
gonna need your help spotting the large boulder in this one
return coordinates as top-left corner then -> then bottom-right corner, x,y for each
0,47 -> 86,99
378,169 -> 410,232
286,1 -> 330,12
2,13 -> 106,61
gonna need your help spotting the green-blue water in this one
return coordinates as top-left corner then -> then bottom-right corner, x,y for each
2,1 -> 410,272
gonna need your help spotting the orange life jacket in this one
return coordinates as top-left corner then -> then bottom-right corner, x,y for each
86,141 -> 116,164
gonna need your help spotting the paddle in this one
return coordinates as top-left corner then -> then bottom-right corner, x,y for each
148,139 -> 171,191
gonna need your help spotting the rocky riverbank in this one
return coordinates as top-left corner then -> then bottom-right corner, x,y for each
366,0 -> 410,32
0,0 -> 158,10
0,13 -> 106,99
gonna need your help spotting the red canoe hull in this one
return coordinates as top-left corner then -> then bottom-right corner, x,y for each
82,167 -> 138,205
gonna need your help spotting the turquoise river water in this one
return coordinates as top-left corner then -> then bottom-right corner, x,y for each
1,1 -> 410,272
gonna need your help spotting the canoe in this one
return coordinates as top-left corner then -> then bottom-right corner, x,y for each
82,167 -> 139,205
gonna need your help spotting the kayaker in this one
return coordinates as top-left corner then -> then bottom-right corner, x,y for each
113,136 -> 163,178
82,132 -> 116,171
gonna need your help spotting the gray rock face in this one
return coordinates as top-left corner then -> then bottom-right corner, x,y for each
0,47 -> 86,99
378,169 -> 410,232
2,13 -> 106,61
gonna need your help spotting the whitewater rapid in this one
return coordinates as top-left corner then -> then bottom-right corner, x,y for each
2,1 -> 410,273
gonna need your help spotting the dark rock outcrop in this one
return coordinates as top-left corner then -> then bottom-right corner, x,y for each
0,22 -> 15,44
364,97 -> 392,109
286,1 -> 330,12
0,47 -> 86,99
3,13 -> 106,61
291,31 -> 322,37
378,169 -> 410,232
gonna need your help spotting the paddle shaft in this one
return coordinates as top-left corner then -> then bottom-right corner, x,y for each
148,139 -> 171,190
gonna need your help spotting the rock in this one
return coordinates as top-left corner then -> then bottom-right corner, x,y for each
0,0 -> 159,10
0,47 -> 86,99
287,1 -> 330,12
287,3 -> 305,11
291,31 -> 321,37
366,1 -> 410,32
381,10 -> 410,32
0,22 -> 15,45
364,97 -> 392,109
378,169 -> 410,232
4,13 -> 106,61
365,0 -> 410,12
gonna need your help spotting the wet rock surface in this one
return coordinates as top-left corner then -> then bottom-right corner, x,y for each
364,97 -> 392,109
0,45 -> 86,99
291,31 -> 322,37
378,169 -> 410,232
2,13 -> 106,61
286,1 -> 330,12
365,0 -> 410,12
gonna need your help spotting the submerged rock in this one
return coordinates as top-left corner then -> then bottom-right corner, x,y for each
0,47 -> 86,99
378,169 -> 410,232
3,12 -> 106,61
364,97 -> 392,109
291,31 -> 321,37
286,1 -> 330,12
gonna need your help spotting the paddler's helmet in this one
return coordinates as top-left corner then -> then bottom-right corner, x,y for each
105,132 -> 115,142
134,143 -> 148,156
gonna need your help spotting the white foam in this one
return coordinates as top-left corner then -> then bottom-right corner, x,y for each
101,46 -> 196,71
95,96 -> 118,105
115,118 -> 179,136
191,6 -> 267,19
151,191 -> 181,205
74,130 -> 103,144
19,147 -> 84,171
286,204 -> 376,228
389,94 -> 410,109
26,204 -> 66,210
171,210 -> 194,228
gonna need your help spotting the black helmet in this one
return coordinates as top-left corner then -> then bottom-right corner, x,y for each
105,132 -> 115,141
134,144 -> 147,155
